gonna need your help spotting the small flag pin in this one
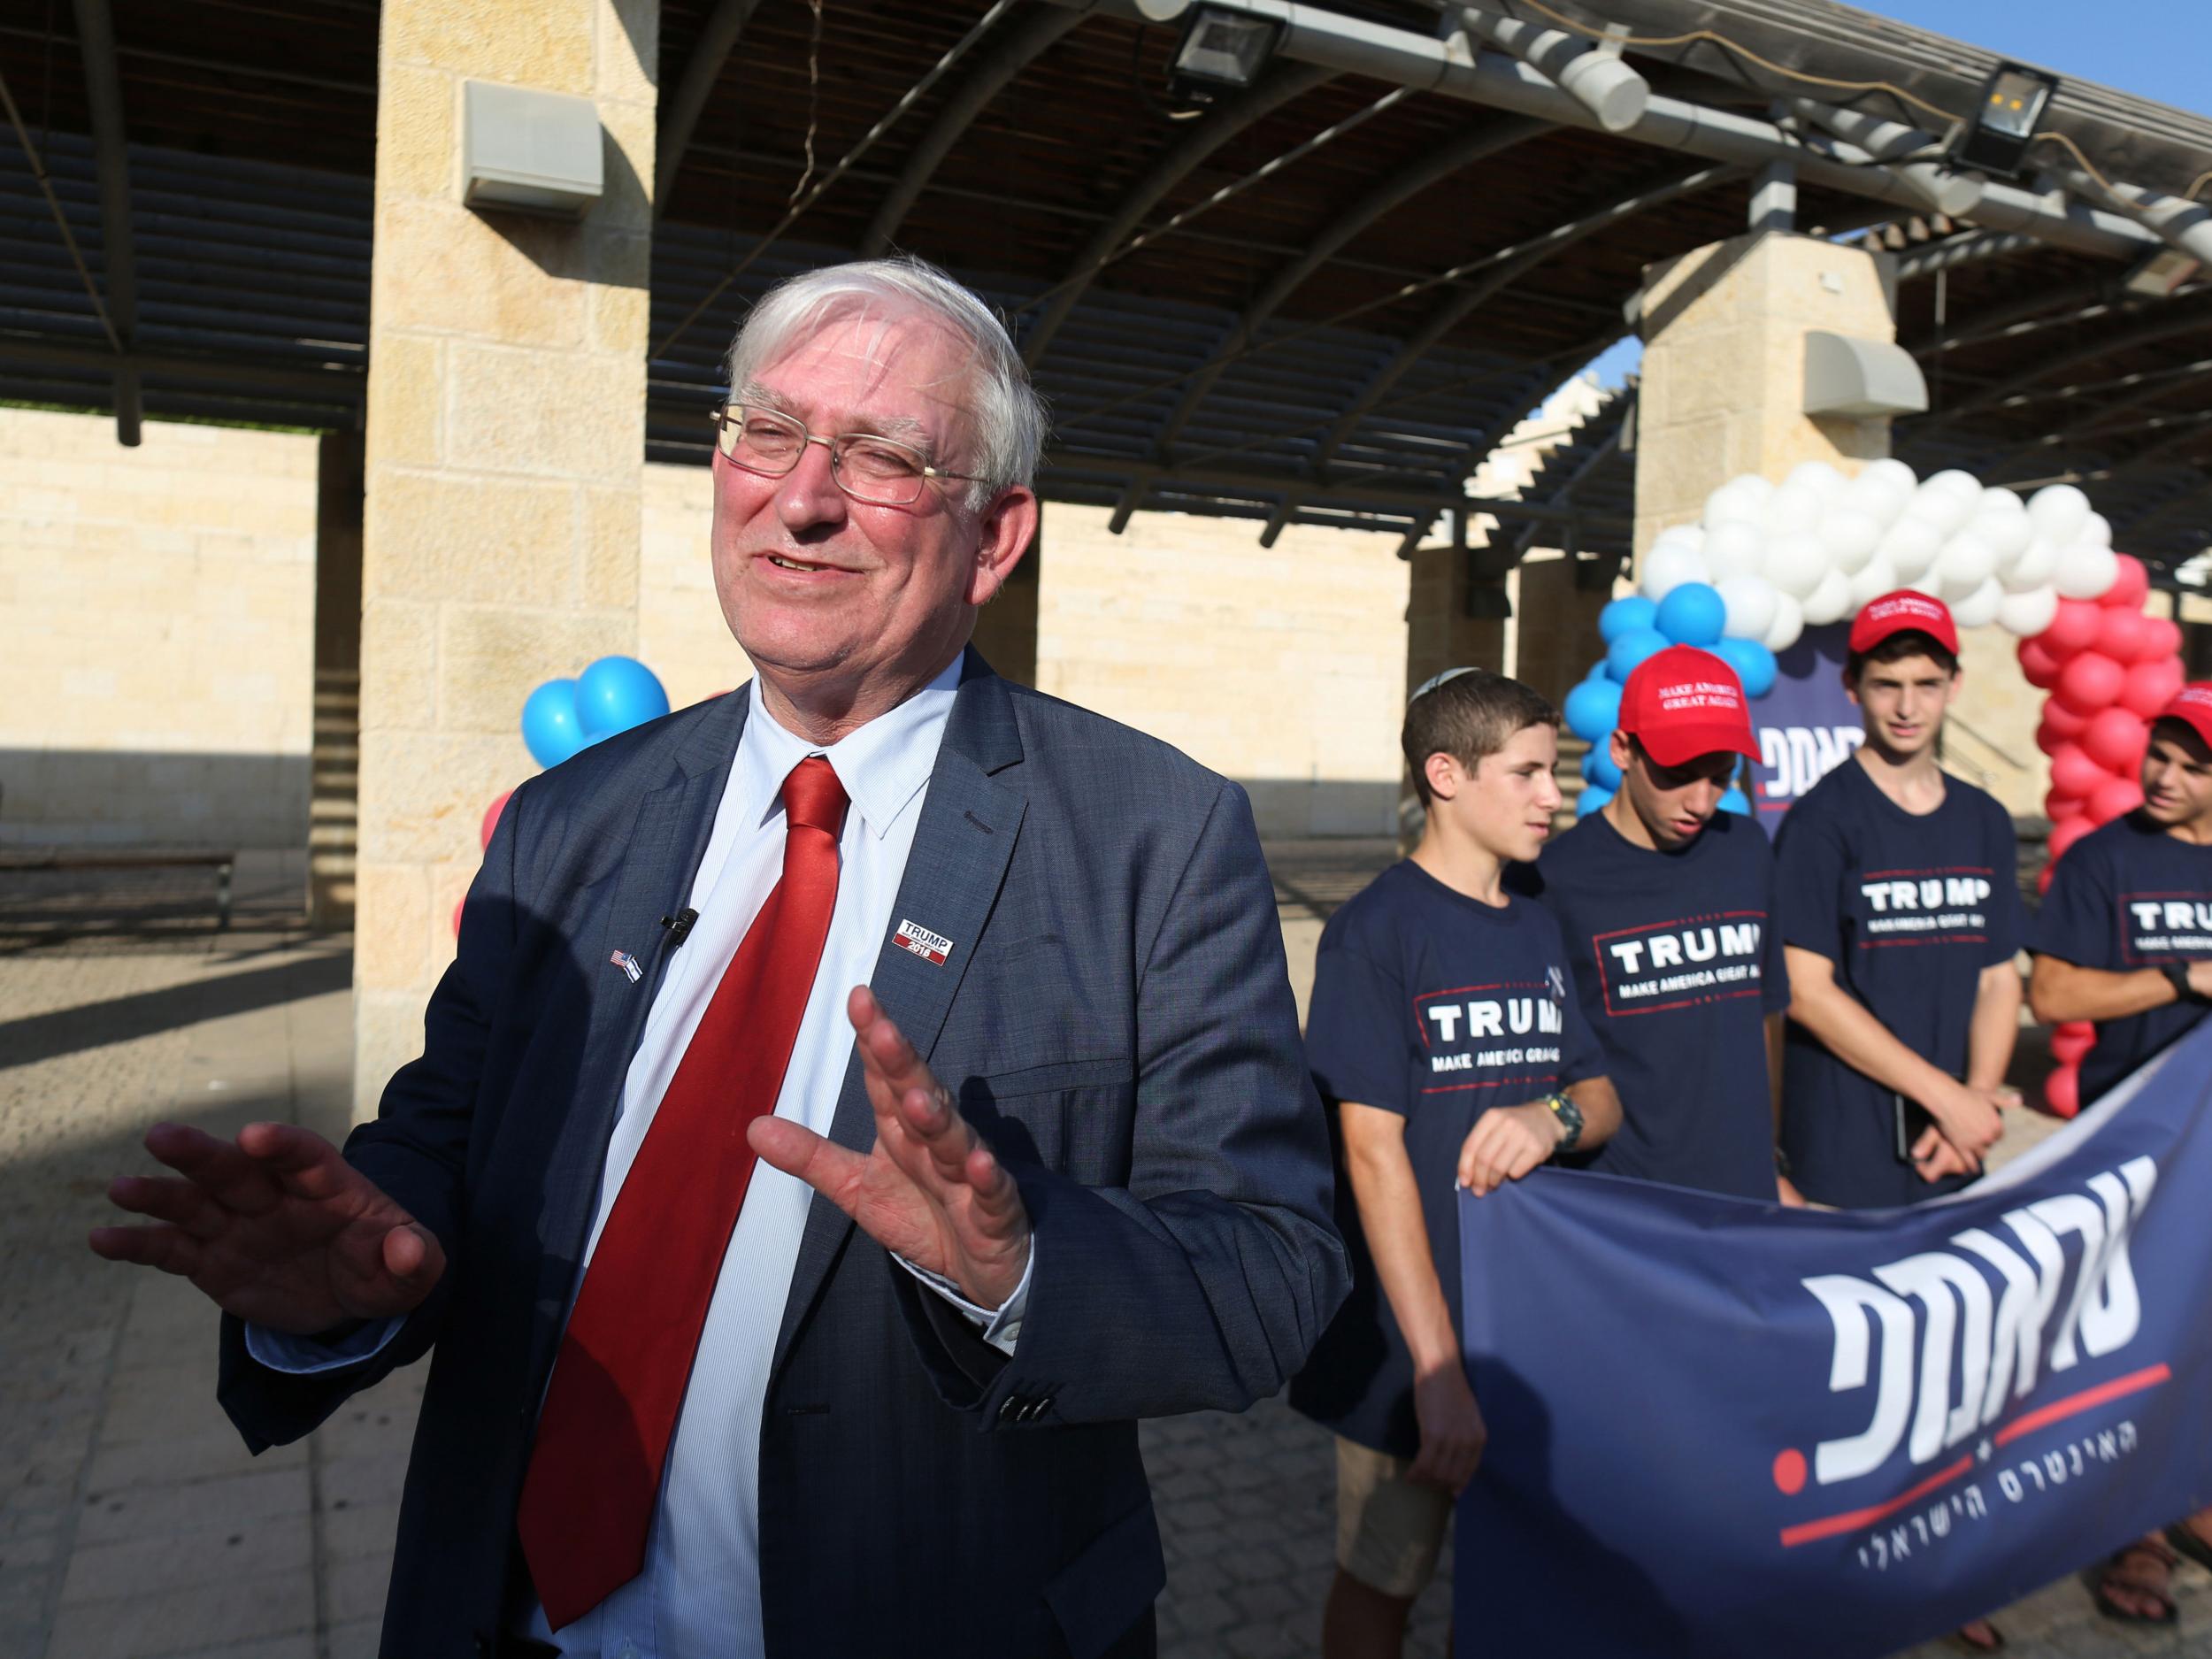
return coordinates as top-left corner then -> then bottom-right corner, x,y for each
610,949 -> 643,984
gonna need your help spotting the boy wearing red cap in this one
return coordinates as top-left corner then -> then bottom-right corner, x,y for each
2025,683 -> 2212,1624
1774,592 -> 2025,1210
1517,646 -> 1796,1201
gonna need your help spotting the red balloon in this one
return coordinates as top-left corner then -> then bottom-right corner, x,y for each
2039,700 -> 2091,746
2040,597 -> 2103,656
2090,775 -> 2145,824
2048,813 -> 2096,864
2056,650 -> 2124,713
480,789 -> 514,852
2100,553 -> 2150,611
2082,705 -> 2151,774
2120,657 -> 2185,718
2038,863 -> 2055,897
2043,789 -> 2084,822
2144,617 -> 2184,660
2048,743 -> 2108,800
2094,606 -> 2153,665
2043,1064 -> 2080,1119
452,897 -> 466,938
2050,1021 -> 2096,1067
2018,637 -> 2065,691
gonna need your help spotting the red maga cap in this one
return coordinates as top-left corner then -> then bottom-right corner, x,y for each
1848,590 -> 1960,657
2155,683 -> 2212,749
1619,645 -> 1762,767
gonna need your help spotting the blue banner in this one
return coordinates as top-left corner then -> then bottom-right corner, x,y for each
1456,1022 -> 2212,1657
1749,622 -> 1861,838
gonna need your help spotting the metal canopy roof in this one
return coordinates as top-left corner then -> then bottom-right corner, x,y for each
2,0 -> 2208,568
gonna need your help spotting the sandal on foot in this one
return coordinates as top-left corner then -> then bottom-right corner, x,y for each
1946,1618 -> 2004,1653
2093,1538 -> 2180,1625
2168,1520 -> 2212,1574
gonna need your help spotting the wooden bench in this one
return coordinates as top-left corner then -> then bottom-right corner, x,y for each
0,849 -> 238,929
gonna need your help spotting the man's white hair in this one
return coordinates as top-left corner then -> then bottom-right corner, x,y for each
723,256 -> 1048,509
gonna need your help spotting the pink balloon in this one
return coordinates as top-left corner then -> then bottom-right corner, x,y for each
2094,607 -> 2153,665
2089,775 -> 2144,824
2049,743 -> 2108,799
2082,706 -> 2151,774
2056,650 -> 2125,713
2041,597 -> 2103,656
2047,813 -> 2096,864
2043,788 -> 2084,822
2039,700 -> 2091,746
2101,553 -> 2149,611
452,897 -> 466,938
2120,657 -> 2185,719
2038,863 -> 2055,898
2144,617 -> 2184,660
480,789 -> 514,852
2018,636 -> 2065,691
2043,1064 -> 2079,1119
2050,1021 -> 2096,1067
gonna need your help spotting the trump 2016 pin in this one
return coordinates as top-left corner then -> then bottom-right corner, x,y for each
893,919 -> 953,966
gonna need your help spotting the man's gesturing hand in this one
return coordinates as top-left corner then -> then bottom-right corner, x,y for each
750,986 -> 1032,1310
87,1122 -> 445,1334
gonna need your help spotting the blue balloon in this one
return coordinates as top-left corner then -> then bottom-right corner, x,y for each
1598,595 -> 1658,643
1713,635 -> 1778,700
1584,657 -> 1611,683
521,679 -> 589,769
1563,677 -> 1623,746
1576,785 -> 1614,818
1655,581 -> 1727,649
575,656 -> 672,740
1605,626 -> 1671,685
1583,745 -> 1624,793
1718,787 -> 1752,816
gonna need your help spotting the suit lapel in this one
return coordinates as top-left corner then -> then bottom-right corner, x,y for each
771,661 -> 1025,1378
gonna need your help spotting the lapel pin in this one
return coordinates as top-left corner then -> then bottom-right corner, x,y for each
893,918 -> 954,966
610,949 -> 643,984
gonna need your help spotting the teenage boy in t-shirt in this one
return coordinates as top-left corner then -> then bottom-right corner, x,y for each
1519,645 -> 1796,1202
1290,668 -> 1623,1659
2027,681 -> 2212,1624
1775,591 -> 2024,1210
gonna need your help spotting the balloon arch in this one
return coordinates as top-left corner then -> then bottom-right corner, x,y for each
1560,461 -> 2182,1118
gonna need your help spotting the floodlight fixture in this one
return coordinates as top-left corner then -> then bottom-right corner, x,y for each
1952,62 -> 2060,179
1169,5 -> 1283,104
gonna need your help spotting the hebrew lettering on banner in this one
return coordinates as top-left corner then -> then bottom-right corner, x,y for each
1455,1022 -> 2212,1659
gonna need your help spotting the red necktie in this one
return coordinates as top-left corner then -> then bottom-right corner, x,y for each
516,755 -> 849,1629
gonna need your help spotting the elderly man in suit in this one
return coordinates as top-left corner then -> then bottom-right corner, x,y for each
90,257 -> 1347,1659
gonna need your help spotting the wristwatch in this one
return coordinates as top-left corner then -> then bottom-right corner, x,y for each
1541,1090 -> 1585,1156
2162,963 -> 2208,1004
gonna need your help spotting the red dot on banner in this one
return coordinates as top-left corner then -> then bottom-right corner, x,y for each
1773,1448 -> 1809,1495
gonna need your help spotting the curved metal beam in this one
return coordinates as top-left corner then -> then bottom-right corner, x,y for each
1018,60 -> 1335,368
655,0 -> 765,218
862,7 -> 1086,257
1146,111 -> 1551,472
72,0 -> 139,445
1916,293 -> 2212,432
1892,230 -> 2038,284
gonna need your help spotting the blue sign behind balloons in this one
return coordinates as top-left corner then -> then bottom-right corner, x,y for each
1747,622 -> 1863,839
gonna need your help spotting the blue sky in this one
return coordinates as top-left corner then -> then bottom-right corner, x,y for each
1579,0 -> 2202,388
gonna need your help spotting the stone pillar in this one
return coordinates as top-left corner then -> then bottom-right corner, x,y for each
1632,231 -> 1901,556
1401,531 -> 1509,845
970,504 -> 1039,687
309,430 -> 364,930
353,0 -> 658,1115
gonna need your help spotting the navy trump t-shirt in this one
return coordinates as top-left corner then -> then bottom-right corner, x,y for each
1288,859 -> 1601,1457
2032,813 -> 2212,1106
1518,810 -> 1788,1201
1774,759 -> 2022,1209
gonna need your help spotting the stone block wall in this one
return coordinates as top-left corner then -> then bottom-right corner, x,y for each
0,407 -> 319,847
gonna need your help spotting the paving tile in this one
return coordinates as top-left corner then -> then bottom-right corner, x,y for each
41,1567 -> 314,1659
59,1510 -> 311,1604
76,1466 -> 311,1546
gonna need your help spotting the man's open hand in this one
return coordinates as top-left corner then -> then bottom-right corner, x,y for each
88,1122 -> 444,1333
750,986 -> 1031,1310
1456,1101 -> 1564,1196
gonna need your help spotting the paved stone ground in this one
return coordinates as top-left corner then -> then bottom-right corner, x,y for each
3,845 -> 2208,1657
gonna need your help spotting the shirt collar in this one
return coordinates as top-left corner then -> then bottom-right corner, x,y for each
734,652 -> 964,841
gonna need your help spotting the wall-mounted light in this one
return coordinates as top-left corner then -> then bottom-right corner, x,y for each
1952,62 -> 2060,179
1169,5 -> 1283,104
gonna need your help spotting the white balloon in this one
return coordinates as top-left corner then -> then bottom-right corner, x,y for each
1995,584 -> 2060,637
1840,470 -> 1909,530
1704,519 -> 1767,582
1652,524 -> 1706,562
1763,529 -> 1830,598
1801,567 -> 1854,626
1949,576 -> 2004,630
1640,541 -> 1707,601
2026,482 -> 2092,545
2004,535 -> 2061,591
1968,507 -> 2033,566
1910,482 -> 1976,538
1860,457 -> 1918,495
2080,511 -> 2113,549
2053,540 -> 2118,600
1704,481 -> 1763,528
1845,552 -> 1899,611
1909,571 -> 1947,598
1879,517 -> 1946,583
1762,592 -> 1805,654
1820,510 -> 1883,574
1927,468 -> 1984,499
1977,485 -> 2026,517
1717,573 -> 1778,642
1785,460 -> 1849,503
1936,531 -> 1998,598
1763,482 -> 1825,537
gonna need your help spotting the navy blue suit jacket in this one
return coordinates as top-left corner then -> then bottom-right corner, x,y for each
217,653 -> 1347,1659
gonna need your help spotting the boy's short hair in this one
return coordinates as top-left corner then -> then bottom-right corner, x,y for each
1845,629 -> 1960,686
1402,669 -> 1558,805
